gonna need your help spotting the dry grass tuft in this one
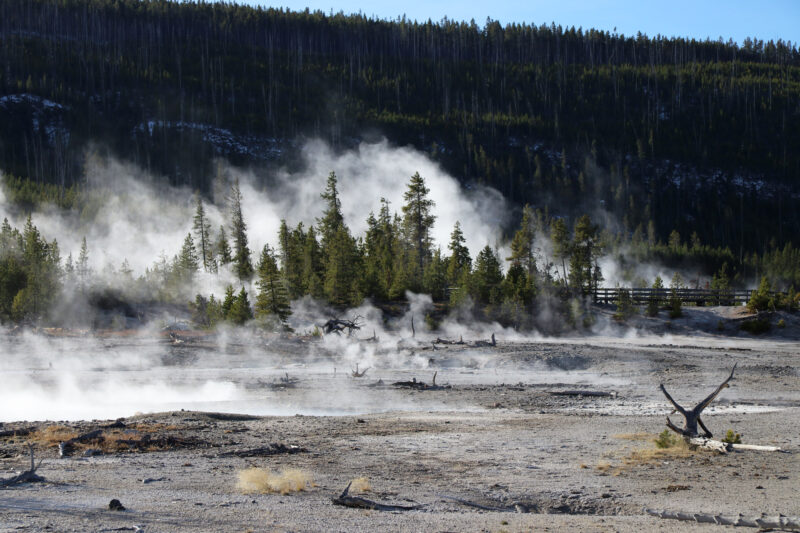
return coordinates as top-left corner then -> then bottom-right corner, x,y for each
595,460 -> 612,472
349,476 -> 371,493
237,468 -> 314,495
28,425 -> 78,447
612,432 -> 653,441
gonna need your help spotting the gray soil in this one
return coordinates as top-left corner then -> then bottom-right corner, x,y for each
1,312 -> 799,532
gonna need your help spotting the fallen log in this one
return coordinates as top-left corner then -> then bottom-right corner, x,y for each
212,443 -> 307,458
332,482 -> 422,511
687,438 -> 784,454
433,336 -> 465,345
1,444 -> 44,487
659,364 -> 736,438
392,372 -> 450,390
473,333 -> 496,348
646,508 -> 800,530
550,390 -> 616,398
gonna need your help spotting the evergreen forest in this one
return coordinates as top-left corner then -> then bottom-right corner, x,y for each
0,0 -> 799,328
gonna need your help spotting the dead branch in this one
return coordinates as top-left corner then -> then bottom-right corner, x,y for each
550,390 -> 616,398
332,482 -> 422,511
392,372 -> 449,391
659,364 -> 736,438
646,508 -> 800,529
433,336 -> 465,345
321,316 -> 364,336
473,333 -> 496,348
212,443 -> 307,458
1,444 -> 44,488
351,363 -> 370,378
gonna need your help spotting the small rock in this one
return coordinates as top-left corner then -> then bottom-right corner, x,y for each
108,499 -> 126,511
83,449 -> 103,457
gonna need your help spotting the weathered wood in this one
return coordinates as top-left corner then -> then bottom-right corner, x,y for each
1,444 -> 44,487
646,508 -> 800,530
351,363 -> 370,378
660,364 -> 736,438
332,482 -> 422,511
321,316 -> 363,336
550,390 -> 616,398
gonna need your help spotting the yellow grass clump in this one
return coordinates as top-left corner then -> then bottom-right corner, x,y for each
237,468 -> 314,495
349,476 -> 371,493
28,425 -> 78,447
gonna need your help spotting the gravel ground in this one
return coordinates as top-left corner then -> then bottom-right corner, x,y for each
1,315 -> 798,532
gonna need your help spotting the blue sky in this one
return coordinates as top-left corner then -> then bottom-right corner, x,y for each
230,0 -> 799,45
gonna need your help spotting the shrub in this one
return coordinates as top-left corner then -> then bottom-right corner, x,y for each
739,319 -> 771,335
669,297 -> 683,319
777,318 -> 786,328
721,429 -> 742,444
614,288 -> 636,320
236,468 -> 314,495
654,429 -> 681,449
747,277 -> 775,313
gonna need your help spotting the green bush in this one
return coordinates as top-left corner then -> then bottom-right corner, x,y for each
739,319 -> 771,335
721,429 -> 741,444
747,277 -> 775,313
777,318 -> 786,328
655,429 -> 681,449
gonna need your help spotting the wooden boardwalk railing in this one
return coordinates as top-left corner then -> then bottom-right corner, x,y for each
592,287 -> 755,306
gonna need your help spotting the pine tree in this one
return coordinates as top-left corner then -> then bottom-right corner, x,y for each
324,225 -> 361,307
318,171 -> 345,256
221,284 -> 235,318
192,192 -> 214,272
76,236 -> 91,291
423,248 -> 448,301
216,226 -> 232,265
508,204 -> 536,275
229,180 -> 253,281
568,215 -> 601,294
228,286 -> 254,325
177,233 -> 199,282
471,245 -> 503,305
402,172 -> 436,275
255,245 -> 292,329
302,225 -> 324,299
550,218 -> 570,284
446,221 -> 471,286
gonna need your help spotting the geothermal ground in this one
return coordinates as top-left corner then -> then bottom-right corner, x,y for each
0,307 -> 799,532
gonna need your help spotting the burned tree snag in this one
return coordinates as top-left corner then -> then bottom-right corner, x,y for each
351,363 -> 370,378
321,316 -> 364,336
1,444 -> 44,487
659,364 -> 737,438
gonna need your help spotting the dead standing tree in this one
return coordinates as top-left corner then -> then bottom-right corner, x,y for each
659,364 -> 737,439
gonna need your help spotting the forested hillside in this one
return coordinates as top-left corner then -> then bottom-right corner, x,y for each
1,0 -> 799,254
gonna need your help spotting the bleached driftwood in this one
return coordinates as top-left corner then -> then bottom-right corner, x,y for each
646,508 -> 800,530
1,444 -> 44,487
687,438 -> 783,454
